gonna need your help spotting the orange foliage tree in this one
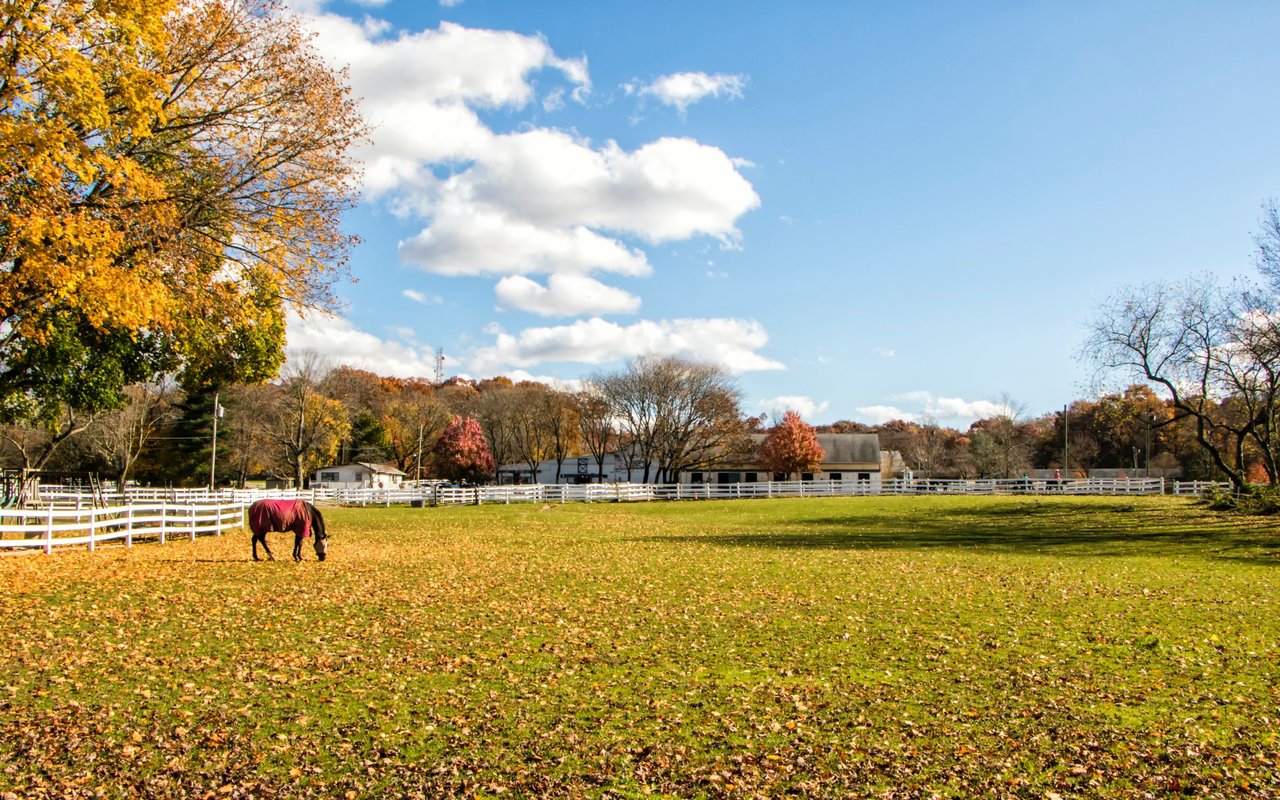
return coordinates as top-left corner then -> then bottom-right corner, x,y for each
0,0 -> 364,424
759,410 -> 825,480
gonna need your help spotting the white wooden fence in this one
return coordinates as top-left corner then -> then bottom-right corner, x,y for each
33,477 -> 1233,510
0,501 -> 243,554
7,477 -> 1236,554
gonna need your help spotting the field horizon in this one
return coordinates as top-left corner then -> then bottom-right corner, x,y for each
1,496 -> 1276,798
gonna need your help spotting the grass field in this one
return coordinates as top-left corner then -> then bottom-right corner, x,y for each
0,496 -> 1277,798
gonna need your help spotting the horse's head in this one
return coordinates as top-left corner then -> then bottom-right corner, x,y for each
310,504 -> 328,561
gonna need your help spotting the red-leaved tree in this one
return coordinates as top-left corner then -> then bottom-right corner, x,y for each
432,415 -> 496,483
759,410 -> 825,479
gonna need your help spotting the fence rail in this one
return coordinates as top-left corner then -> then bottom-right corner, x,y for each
34,477 -> 1236,510
10,478 -> 1235,554
0,501 -> 243,554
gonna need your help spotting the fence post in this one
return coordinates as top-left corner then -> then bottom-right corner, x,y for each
44,505 -> 54,555
159,503 -> 167,545
190,506 -> 197,542
125,504 -> 133,547
88,508 -> 96,553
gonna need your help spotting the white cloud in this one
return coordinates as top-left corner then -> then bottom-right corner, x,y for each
401,289 -> 442,304
286,311 -> 439,379
293,12 -> 769,375
885,391 -> 1010,425
759,396 -> 829,421
469,317 -> 784,374
351,0 -> 390,6
397,130 -> 759,271
495,274 -> 641,316
440,0 -> 464,6
876,347 -> 896,358
927,396 -> 1007,420
400,206 -> 651,277
633,72 -> 746,114
856,405 -> 918,425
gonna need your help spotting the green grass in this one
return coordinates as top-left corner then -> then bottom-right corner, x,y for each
0,496 -> 1277,798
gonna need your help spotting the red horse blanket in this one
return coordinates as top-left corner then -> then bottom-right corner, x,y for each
249,499 -> 312,539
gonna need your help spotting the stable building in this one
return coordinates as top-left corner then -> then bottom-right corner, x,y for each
311,462 -> 407,490
686,433 -> 882,489
498,433 -> 883,490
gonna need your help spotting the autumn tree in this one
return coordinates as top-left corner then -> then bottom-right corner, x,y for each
758,410 -> 825,480
510,384 -> 556,482
575,388 -> 615,482
380,386 -> 450,479
267,355 -> 350,488
433,416 -> 496,484
0,0 -> 363,425
475,381 -> 519,480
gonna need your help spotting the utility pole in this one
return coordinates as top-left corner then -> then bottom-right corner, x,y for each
1062,404 -> 1069,477
1145,412 -> 1153,478
415,422 -> 424,483
209,393 -> 224,491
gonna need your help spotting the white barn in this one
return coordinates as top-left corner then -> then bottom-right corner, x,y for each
311,462 -> 406,489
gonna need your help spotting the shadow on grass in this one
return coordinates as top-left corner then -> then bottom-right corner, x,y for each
633,500 -> 1280,563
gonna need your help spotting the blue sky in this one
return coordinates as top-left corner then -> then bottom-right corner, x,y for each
284,0 -> 1280,427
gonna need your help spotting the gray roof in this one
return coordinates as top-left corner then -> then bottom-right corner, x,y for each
748,432 -> 881,468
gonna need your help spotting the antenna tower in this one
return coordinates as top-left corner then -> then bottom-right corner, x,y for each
434,348 -> 445,385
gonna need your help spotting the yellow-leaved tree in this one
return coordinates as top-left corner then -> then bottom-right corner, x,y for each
0,0 -> 363,445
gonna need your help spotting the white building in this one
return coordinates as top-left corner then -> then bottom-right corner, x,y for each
498,433 -> 883,489
311,462 -> 407,489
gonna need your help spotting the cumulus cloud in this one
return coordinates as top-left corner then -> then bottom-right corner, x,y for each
400,208 -> 652,277
495,274 -> 641,317
291,11 -> 771,375
856,405 -> 917,425
286,311 -> 440,379
759,396 -> 829,421
631,72 -> 747,114
469,317 -> 785,374
848,392 -> 1014,427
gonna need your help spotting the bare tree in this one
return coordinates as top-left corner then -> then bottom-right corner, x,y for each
220,383 -> 282,487
968,395 -> 1031,478
85,380 -> 183,485
1083,278 -> 1280,489
596,356 -> 750,482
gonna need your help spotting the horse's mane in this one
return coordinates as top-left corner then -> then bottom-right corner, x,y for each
308,502 -> 327,540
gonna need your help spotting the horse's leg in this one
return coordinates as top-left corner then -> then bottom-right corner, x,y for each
293,532 -> 303,562
255,532 -> 274,561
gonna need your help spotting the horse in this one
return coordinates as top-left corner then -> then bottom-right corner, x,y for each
248,499 -> 328,562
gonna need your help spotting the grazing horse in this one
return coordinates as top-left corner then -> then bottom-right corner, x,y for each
249,499 -> 328,562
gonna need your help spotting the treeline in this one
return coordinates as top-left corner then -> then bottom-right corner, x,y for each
0,350 -> 1254,487
0,355 -> 762,488
817,385 -> 1240,481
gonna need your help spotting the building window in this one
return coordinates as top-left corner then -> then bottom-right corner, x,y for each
718,472 -> 741,484
773,472 -> 787,482
321,472 -> 339,482
744,472 -> 758,483
801,472 -> 814,482
828,472 -> 842,481
690,472 -> 704,484
857,472 -> 870,481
